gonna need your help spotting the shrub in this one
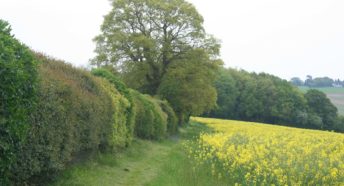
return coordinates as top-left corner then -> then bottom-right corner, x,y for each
305,89 -> 338,129
11,54 -> 131,184
334,115 -> 344,132
157,100 -> 178,134
1,20 -> 176,184
97,74 -> 131,148
91,68 -> 135,144
92,68 -> 178,136
0,20 -> 38,184
130,90 -> 167,140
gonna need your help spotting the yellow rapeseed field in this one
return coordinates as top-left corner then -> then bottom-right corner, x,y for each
185,117 -> 344,185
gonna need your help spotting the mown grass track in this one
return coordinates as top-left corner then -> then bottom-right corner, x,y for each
52,122 -> 227,186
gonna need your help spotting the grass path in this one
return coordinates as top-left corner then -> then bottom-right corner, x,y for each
52,139 -> 176,186
51,122 -> 226,186
117,141 -> 171,186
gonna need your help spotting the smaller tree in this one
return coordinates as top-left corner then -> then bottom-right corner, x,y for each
158,49 -> 219,125
312,77 -> 334,87
290,77 -> 304,86
305,89 -> 337,129
305,75 -> 314,87
334,115 -> 344,132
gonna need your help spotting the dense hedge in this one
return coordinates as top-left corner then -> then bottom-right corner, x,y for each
1,55 -> 179,184
92,68 -> 178,139
1,21 -> 178,184
0,20 -> 38,184
157,100 -> 178,134
0,55 -> 179,184
96,73 -> 132,149
7,55 -> 132,184
130,90 -> 167,140
91,68 -> 135,143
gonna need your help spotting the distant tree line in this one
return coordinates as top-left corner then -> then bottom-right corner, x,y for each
290,75 -> 344,87
205,68 -> 344,132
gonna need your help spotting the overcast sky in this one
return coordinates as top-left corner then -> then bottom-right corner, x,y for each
1,0 -> 344,80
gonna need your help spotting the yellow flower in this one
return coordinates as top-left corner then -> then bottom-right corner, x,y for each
186,117 -> 344,185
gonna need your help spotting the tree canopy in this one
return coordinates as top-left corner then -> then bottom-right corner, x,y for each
158,49 -> 218,124
92,0 -> 220,94
92,0 -> 221,122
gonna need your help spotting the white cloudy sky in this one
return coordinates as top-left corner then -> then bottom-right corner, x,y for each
1,0 -> 343,80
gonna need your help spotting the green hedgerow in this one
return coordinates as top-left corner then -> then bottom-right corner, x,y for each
91,68 -> 135,145
0,19 -> 38,184
130,90 -> 167,140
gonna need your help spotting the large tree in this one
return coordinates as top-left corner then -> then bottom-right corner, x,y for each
92,0 -> 221,95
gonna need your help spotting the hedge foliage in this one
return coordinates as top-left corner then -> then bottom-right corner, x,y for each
0,56 -> 179,184
91,68 -> 135,143
92,69 -> 178,137
1,55 -> 179,184
1,21 -> 178,184
131,90 -> 167,140
0,20 -> 38,184
157,100 -> 178,135
9,55 -> 123,183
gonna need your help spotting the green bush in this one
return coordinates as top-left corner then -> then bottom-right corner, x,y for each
97,75 -> 131,149
305,89 -> 338,130
91,68 -> 128,95
0,20 -> 177,184
92,68 -> 178,136
334,116 -> 344,132
11,54 -> 132,184
91,68 -> 135,144
0,20 -> 38,184
130,90 -> 167,140
157,100 -> 178,134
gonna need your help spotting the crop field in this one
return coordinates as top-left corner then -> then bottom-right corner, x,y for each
299,87 -> 344,115
186,117 -> 344,185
